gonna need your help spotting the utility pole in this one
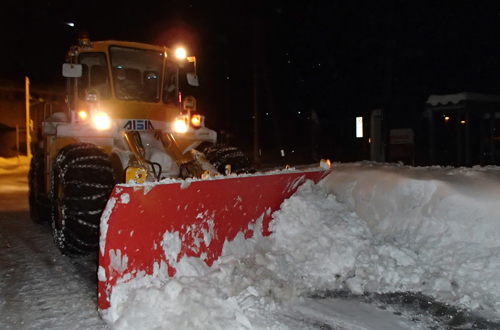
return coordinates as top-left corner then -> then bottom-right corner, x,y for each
253,59 -> 260,166
25,76 -> 32,159
252,18 -> 260,167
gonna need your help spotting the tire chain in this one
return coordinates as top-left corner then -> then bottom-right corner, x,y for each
204,145 -> 253,174
51,143 -> 115,255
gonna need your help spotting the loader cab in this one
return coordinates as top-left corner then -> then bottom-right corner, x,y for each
63,39 -> 200,128
74,45 -> 189,106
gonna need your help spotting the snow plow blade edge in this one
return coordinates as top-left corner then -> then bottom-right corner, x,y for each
98,169 -> 330,310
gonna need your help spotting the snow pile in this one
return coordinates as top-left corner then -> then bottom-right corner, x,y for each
0,156 -> 30,175
323,163 -> 500,317
102,162 -> 500,329
102,217 -> 288,329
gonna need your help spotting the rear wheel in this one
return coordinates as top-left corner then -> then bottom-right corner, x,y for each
28,148 -> 51,224
204,145 -> 254,175
51,143 -> 115,255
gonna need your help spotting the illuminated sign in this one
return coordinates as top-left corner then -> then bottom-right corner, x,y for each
356,117 -> 363,138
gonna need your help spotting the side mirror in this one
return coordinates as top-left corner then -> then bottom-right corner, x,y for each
62,63 -> 82,78
186,72 -> 199,87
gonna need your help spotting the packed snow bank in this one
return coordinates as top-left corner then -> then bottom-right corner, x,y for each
323,163 -> 500,319
102,162 -> 500,329
0,156 -> 30,175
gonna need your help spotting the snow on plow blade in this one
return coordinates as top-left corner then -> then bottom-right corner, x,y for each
98,168 -> 331,310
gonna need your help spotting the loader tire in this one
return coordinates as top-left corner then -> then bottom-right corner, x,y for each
28,148 -> 51,224
51,143 -> 115,255
204,145 -> 254,175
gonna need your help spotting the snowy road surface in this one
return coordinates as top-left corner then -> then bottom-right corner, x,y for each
0,169 -> 108,329
1,159 -> 500,329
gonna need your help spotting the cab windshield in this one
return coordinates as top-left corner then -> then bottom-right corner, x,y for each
109,46 -> 164,102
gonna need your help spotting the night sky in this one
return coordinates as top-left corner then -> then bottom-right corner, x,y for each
2,0 -> 500,161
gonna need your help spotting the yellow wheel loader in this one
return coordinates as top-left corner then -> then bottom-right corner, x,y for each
28,35 -> 331,309
28,33 -> 251,255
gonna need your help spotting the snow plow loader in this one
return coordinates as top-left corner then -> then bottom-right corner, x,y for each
27,34 -> 331,311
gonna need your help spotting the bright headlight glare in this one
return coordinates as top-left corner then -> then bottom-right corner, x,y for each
94,112 -> 110,130
174,116 -> 188,133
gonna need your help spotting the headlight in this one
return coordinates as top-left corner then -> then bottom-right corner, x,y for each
94,112 -> 110,130
191,115 -> 201,126
78,110 -> 88,121
175,48 -> 186,59
174,116 -> 188,133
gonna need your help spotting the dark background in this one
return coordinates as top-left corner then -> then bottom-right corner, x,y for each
2,0 -> 500,164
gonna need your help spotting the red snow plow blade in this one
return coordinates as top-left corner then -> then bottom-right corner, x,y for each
98,168 -> 330,310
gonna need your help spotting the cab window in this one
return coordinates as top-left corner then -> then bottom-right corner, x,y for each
78,53 -> 111,100
163,61 -> 178,104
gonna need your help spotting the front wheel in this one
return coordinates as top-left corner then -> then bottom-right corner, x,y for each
51,143 -> 115,255
203,145 -> 254,175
